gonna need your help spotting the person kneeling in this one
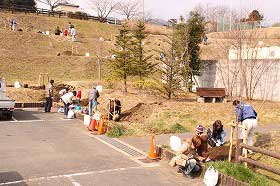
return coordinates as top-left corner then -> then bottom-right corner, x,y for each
169,137 -> 204,179
207,120 -> 226,147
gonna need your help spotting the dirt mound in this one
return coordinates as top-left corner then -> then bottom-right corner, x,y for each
208,144 -> 231,160
120,102 -> 162,122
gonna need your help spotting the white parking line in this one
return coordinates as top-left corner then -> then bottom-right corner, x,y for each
0,165 -> 159,185
11,120 -> 45,123
12,116 -> 18,121
66,177 -> 82,186
0,119 -> 45,123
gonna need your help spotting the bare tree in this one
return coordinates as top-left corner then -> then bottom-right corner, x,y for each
214,25 -> 275,100
214,35 -> 240,99
89,0 -> 119,22
35,0 -> 61,11
116,0 -> 140,20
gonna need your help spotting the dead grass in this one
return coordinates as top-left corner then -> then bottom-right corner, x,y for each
6,87 -> 45,102
251,131 -> 280,184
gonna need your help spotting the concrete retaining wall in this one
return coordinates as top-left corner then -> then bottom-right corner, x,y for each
195,59 -> 280,101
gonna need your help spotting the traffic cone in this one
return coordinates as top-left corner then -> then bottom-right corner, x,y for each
88,119 -> 97,131
98,116 -> 106,135
148,135 -> 159,160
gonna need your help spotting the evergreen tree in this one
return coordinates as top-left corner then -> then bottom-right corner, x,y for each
160,20 -> 182,99
174,20 -> 189,88
110,23 -> 134,92
186,11 -> 205,90
1,0 -> 36,8
247,10 -> 263,22
132,21 -> 155,80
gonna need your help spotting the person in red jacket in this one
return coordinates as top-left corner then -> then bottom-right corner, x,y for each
63,28 -> 68,36
76,89 -> 81,105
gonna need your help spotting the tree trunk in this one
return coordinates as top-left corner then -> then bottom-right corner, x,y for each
168,91 -> 171,99
124,73 -> 127,92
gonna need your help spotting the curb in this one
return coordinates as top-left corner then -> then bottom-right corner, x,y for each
157,146 -> 249,186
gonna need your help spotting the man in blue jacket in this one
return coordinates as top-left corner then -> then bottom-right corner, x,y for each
233,100 -> 258,153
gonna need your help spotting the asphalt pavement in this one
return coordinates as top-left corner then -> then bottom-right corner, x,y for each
0,109 -> 204,186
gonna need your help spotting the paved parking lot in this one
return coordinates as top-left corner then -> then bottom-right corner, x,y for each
0,109 -> 204,186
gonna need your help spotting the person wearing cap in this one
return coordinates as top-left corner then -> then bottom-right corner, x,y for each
88,85 -> 100,116
233,100 -> 258,154
45,80 -> 54,112
195,125 -> 210,160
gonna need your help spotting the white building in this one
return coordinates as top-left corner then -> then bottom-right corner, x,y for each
229,45 -> 280,60
53,2 -> 79,13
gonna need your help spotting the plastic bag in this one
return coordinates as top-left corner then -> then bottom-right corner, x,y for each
93,112 -> 101,121
67,110 -> 75,119
170,136 -> 182,152
203,166 -> 219,186
57,107 -> 64,113
84,115 -> 91,126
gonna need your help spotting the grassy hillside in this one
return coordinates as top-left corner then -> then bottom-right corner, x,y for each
0,12 -> 168,84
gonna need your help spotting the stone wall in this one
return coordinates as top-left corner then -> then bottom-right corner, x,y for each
195,59 -> 280,101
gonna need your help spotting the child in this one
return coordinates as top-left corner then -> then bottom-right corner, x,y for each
207,120 -> 226,147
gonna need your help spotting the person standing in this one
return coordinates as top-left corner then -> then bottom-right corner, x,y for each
9,19 -> 17,31
233,100 -> 258,153
68,22 -> 74,32
76,89 -> 81,105
88,85 -> 100,116
70,26 -> 76,42
45,80 -> 54,112
61,91 -> 77,119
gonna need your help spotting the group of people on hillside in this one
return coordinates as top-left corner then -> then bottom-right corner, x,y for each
54,22 -> 76,41
45,80 -> 100,119
170,100 -> 258,178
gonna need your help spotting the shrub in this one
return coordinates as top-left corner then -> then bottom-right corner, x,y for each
107,124 -> 125,138
133,79 -> 165,95
67,11 -> 88,20
145,120 -> 168,134
170,123 -> 187,133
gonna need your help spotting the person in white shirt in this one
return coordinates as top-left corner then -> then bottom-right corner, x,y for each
61,91 -> 76,118
70,27 -> 76,42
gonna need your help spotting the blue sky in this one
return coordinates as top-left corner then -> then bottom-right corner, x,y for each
37,0 -> 280,25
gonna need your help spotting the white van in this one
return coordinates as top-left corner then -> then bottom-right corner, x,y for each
0,78 -> 15,120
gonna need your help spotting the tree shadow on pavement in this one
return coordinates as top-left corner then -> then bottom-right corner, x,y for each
0,171 -> 28,185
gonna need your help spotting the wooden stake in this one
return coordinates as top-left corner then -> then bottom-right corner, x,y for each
244,127 -> 248,167
113,99 -> 116,119
228,123 -> 235,162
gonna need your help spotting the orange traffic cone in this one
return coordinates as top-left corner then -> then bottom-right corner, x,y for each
148,135 -> 159,160
88,119 -> 97,131
98,116 -> 106,135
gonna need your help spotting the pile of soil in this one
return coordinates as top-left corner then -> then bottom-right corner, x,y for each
120,102 -> 162,122
208,144 -> 231,160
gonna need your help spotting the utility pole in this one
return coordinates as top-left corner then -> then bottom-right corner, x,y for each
142,0 -> 145,22
230,0 -> 232,31
98,37 -> 104,81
